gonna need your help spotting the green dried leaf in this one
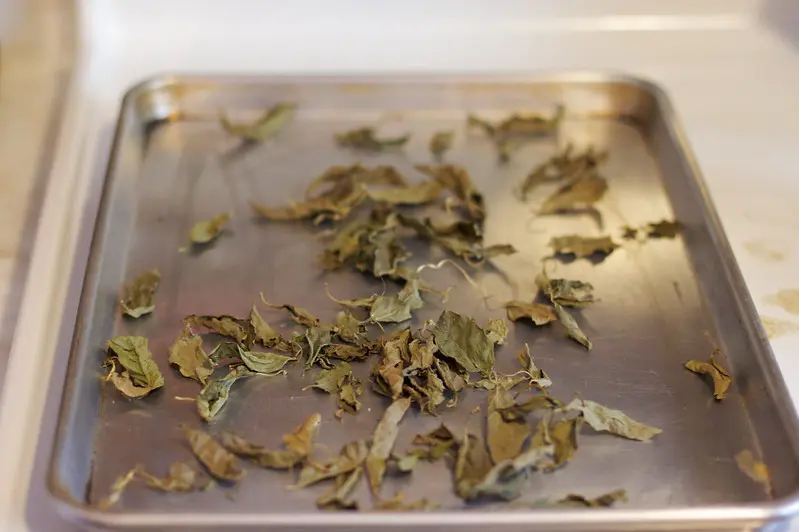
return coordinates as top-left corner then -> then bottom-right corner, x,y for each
516,344 -> 553,389
220,103 -> 296,142
323,343 -> 371,362
105,336 -> 164,398
207,341 -> 241,365
377,329 -> 409,400
405,338 -> 436,375
647,219 -> 682,238
565,398 -> 662,442
453,430 -> 493,500
336,127 -> 409,151
399,214 -> 515,264
305,326 -> 333,368
139,462 -> 211,492
536,273 -> 596,308
487,387 -> 531,463
187,213 -> 231,245
309,362 -> 362,413
549,235 -> 618,260
558,489 -> 628,508
197,366 -> 256,421
415,164 -> 485,221
496,394 -> 563,422
221,412 -> 321,469
387,452 -> 422,474
520,144 -> 607,199
292,439 -> 370,488
334,311 -> 367,344
316,466 -> 362,511
366,397 -> 412,496
553,303 -> 592,350
250,305 -> 295,352
406,370 -> 447,415
471,374 -> 525,392
260,295 -> 321,328
366,180 -> 444,206
185,428 -> 245,481
532,416 -> 582,468
412,424 -> 457,461
168,325 -> 213,384
685,350 -> 731,400
505,301 -> 558,326
540,173 -> 608,214
120,269 -> 160,318
185,314 -> 250,344
237,347 -> 295,375
484,318 -> 508,345
432,310 -> 495,376
735,450 -> 772,496
251,186 -> 366,224
429,131 -> 454,159
306,164 -> 407,200
433,358 -> 467,393
468,106 -> 564,162
329,280 -> 424,324
374,493 -> 439,511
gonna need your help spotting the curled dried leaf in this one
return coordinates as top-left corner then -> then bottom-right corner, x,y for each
187,213 -> 231,246
316,466 -> 362,511
484,318 -> 509,345
735,450 -> 772,496
221,413 -> 320,469
292,439 -> 369,488
120,269 -> 160,318
685,350 -> 731,400
558,489 -> 628,508
647,220 -> 682,238
185,428 -> 245,481
336,127 -> 409,151
197,366 -> 256,421
549,235 -> 618,260
537,273 -> 596,308
260,295 -> 320,328
366,180 -> 444,206
520,144 -> 607,199
432,310 -> 495,376
168,325 -> 213,384
429,131 -> 454,159
540,173 -> 607,214
251,185 -> 366,224
374,493 -> 439,511
533,416 -> 582,469
553,303 -> 592,350
516,344 -> 553,389
220,103 -> 296,142
105,336 -> 164,398
469,444 -> 555,501
415,164 -> 484,221
505,301 -> 558,326
185,314 -> 250,344
309,362 -> 362,413
565,398 -> 662,442
139,462 -> 210,492
487,387 -> 531,463
250,305 -> 295,352
238,347 -> 295,375
366,397 -> 412,496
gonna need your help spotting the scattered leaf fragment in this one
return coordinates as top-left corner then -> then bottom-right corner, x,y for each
565,398 -> 662,442
220,103 -> 296,142
293,439 -> 369,488
432,310 -> 495,376
516,344 -> 553,389
221,413 -> 320,469
540,173 -> 607,214
187,213 -> 231,246
685,350 -> 732,400
549,235 -> 618,260
484,318 -> 509,345
647,220 -> 682,238
487,387 -> 531,463
168,325 -> 213,384
374,493 -> 439,511
139,462 -> 210,492
237,347 -> 295,375
316,466 -> 362,511
304,326 -> 333,368
558,489 -> 628,508
336,127 -> 409,151
366,180 -> 443,206
415,164 -> 485,221
185,428 -> 245,482
533,416 -> 582,469
366,397 -> 412,496
537,273 -> 596,308
735,450 -> 772,496
196,365 -> 256,421
260,295 -> 320,328
185,314 -> 250,344
469,444 -> 555,501
429,131 -> 454,159
520,144 -> 607,199
505,301 -> 557,326
95,466 -> 139,509
120,269 -> 160,318
310,362 -> 362,413
250,305 -> 294,352
553,303 -> 592,350
105,336 -> 164,398
412,424 -> 457,461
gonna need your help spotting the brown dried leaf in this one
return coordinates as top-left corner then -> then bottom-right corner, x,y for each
366,397 -> 412,496
415,164 -> 485,221
735,450 -> 772,496
487,388 -> 530,463
549,235 -> 618,259
565,398 -> 662,441
120,269 -> 160,318
316,466 -> 362,511
553,303 -> 592,350
185,314 -> 250,344
221,413 -> 320,469
520,144 -> 607,199
537,273 -> 596,308
505,301 -> 558,326
293,439 -> 369,488
540,173 -> 608,214
185,428 -> 245,481
336,127 -> 409,151
188,213 -> 231,245
429,131 -> 454,159
558,489 -> 628,508
685,350 -> 731,400
139,462 -> 211,492
647,219 -> 682,238
366,180 -> 444,206
168,325 -> 213,384
220,103 -> 296,142
374,493 -> 439,511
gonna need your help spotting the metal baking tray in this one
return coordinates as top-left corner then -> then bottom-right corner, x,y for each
47,74 -> 799,531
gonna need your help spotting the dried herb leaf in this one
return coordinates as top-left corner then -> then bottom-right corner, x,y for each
336,127 -> 409,151
238,347 -> 295,375
405,338 -> 436,375
105,336 -> 164,398
484,318 -> 508,345
188,213 -> 231,245
468,106 -> 564,162
533,416 -> 582,468
366,180 -> 444,206
323,343 -> 370,362
506,301 -> 558,326
293,439 -> 369,488
540,173 -> 607,214
520,144 -> 607,199
370,280 -> 425,323
412,424 -> 457,460
565,398 -> 662,442
374,493 -> 439,511
120,269 -> 160,318
429,131 -> 454,159
415,165 -> 485,221
553,303 -> 592,350
220,103 -> 296,142
334,311 -> 367,344
685,350 -> 731,400
251,187 -> 366,224
453,431 -> 493,500
185,314 -> 250,344
516,344 -> 553,389
139,462 -> 210,492
250,305 -> 294,352
306,164 -> 407,200
468,444 -> 555,501
433,358 -> 466,394
310,362 -> 362,413
95,466 -> 139,509
647,220 -> 682,238
735,450 -> 772,496
406,370 -> 447,415
304,326 -> 333,368
207,341 -> 241,365
221,413 -> 321,469
197,366 -> 255,421
185,428 -> 245,481
316,466 -> 362,511
168,325 -> 213,384
537,273 -> 596,308
496,394 -> 563,422
472,374 -> 525,392
549,235 -> 618,260
487,388 -> 531,463
260,295 -> 320,328
432,310 -> 495,376
366,397 -> 412,495
558,489 -> 628,508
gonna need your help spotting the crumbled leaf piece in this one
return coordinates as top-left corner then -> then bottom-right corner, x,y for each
468,444 -> 555,501
412,424 -> 457,460
496,394 -> 563,422
398,215 -> 516,264
306,165 -> 407,205
207,341 -> 241,365
292,439 -> 369,488
221,413 -> 321,469
554,304 -> 592,350
565,398 -> 662,442
95,466 -> 139,509
415,164 -> 485,221
366,397 -> 412,496
374,493 -> 439,511
185,428 -> 245,481
250,305 -> 294,352
536,273 -> 596,308
251,178 -> 366,223
506,301 -> 558,326
334,311 -> 367,344
433,358 -> 466,393
533,416 -> 582,468
310,362 -> 362,413
647,220 -> 682,238
405,338 -> 436,374
484,318 -> 508,345
429,131 -> 454,159
453,431 -> 493,500
105,336 -> 164,398
432,310 -> 495,376
120,269 -> 160,318
487,388 -> 531,463
366,180 -> 444,206
139,462 -> 210,492
387,452 -> 422,474
168,325 -> 213,384
621,225 -> 639,240
520,144 -> 607,199
220,103 -> 296,142
516,344 -> 553,389
336,127 -> 409,151
735,450 -> 772,496
304,326 -> 333,368
406,370 -> 447,415
187,213 -> 231,246
316,466 -> 362,511
197,366 -> 255,421
559,489 -> 628,508
468,106 -> 564,162
238,347 -> 295,375
323,343 -> 370,362
260,295 -> 320,328
549,235 -> 618,260
185,314 -> 250,344
471,374 -> 525,392
685,350 -> 731,400
540,173 -> 608,214
370,280 -> 425,323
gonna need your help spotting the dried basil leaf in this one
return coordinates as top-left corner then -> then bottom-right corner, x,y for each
516,344 -> 553,389
260,295 -> 321,328
405,338 -> 436,375
207,341 -> 241,365
139,462 -> 210,492
553,303 -> 592,350
558,489 -> 628,508
305,326 -> 333,368
432,310 -> 495,376
468,106 -> 564,162
366,397 -> 412,496
433,358 -> 466,394
497,394 -> 563,422
415,164 -> 485,221
185,428 -> 245,481
250,305 -> 294,352
565,398 -> 662,442
506,301 -> 558,326
197,366 -> 256,421
310,362 -> 362,413
685,350 -> 731,400
334,311 -> 367,344
374,493 -> 439,511
293,439 -> 370,488
120,269 -> 160,318
185,314 -> 250,344
536,273 -> 596,308
735,450 -> 772,496
95,466 -> 139,509
453,431 -> 494,500
406,370 -> 447,415
387,452 -> 422,474
647,220 -> 682,238
105,336 -> 164,398
487,388 -> 531,463
549,235 -> 618,260
306,165 -> 408,199
366,180 -> 444,206
220,103 -> 296,142
187,213 -> 231,245
540,173 -> 607,214
412,424 -> 457,461
168,325 -> 213,384
221,413 -> 321,469
520,144 -> 607,199
533,416 -> 582,468
429,131 -> 454,159
316,466 -> 362,511
471,374 -> 525,392
336,127 -> 409,151
323,343 -> 370,362
468,444 -> 555,501
370,280 -> 425,323
238,347 -> 295,375
484,318 -> 508,345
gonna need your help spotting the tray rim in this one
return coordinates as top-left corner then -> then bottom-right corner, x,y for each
46,71 -> 799,530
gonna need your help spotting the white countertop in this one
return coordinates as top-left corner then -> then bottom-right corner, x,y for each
3,0 -> 799,530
